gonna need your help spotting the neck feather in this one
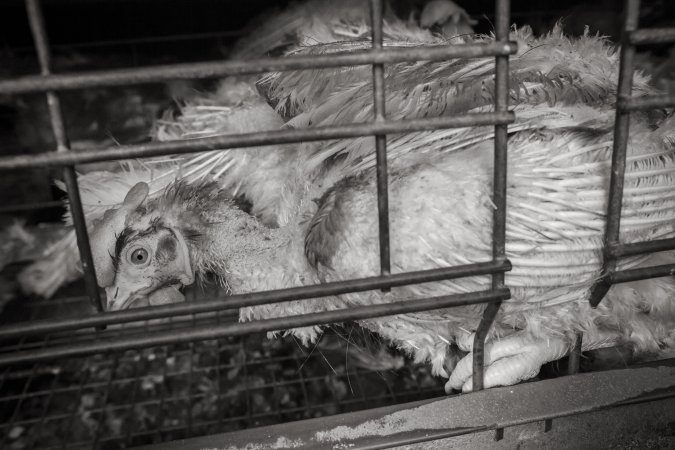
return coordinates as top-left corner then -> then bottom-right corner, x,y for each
190,204 -> 305,293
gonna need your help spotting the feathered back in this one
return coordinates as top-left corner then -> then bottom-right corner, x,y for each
265,25 -> 650,121
164,25 -> 656,223
261,25 -> 653,176
153,78 -> 300,225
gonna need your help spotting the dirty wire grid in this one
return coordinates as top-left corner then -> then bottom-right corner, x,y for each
0,288 -> 447,449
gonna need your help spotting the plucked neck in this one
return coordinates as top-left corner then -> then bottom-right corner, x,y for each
190,202 -> 304,293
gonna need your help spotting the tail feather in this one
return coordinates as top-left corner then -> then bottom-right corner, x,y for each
18,232 -> 80,298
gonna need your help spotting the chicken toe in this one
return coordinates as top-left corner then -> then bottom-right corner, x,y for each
445,333 -> 570,393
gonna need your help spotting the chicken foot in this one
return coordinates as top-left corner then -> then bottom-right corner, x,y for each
446,329 -> 621,392
445,332 -> 570,393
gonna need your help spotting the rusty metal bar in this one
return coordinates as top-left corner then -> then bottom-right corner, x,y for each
629,28 -> 675,44
567,332 -> 583,375
8,29 -> 246,56
0,288 -> 511,367
24,0 -> 104,313
90,354 -> 119,447
589,0 -> 641,308
0,260 -> 511,340
154,345 -> 171,441
0,199 -> 63,214
0,42 -> 517,95
472,0 -> 511,391
610,263 -> 675,284
0,112 -> 515,170
544,419 -> 553,432
0,362 -> 40,449
60,355 -> 93,449
370,0 -> 391,280
609,237 -> 675,257
620,95 -> 675,111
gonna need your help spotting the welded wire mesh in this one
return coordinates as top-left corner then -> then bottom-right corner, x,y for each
0,286 -> 445,448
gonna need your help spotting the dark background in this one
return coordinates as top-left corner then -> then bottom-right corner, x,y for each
0,0 -> 672,72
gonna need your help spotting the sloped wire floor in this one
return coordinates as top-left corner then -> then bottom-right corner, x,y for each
0,279 -> 446,449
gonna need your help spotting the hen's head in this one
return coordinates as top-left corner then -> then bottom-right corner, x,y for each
90,181 -> 224,310
420,0 -> 477,37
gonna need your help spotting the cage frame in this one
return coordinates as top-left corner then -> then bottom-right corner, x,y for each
0,0 -> 519,388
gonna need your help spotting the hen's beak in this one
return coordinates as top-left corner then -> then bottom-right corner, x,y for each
148,285 -> 186,305
105,285 -> 147,311
105,284 -> 187,310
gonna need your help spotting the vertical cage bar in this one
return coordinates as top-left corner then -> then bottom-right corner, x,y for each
472,0 -> 511,391
370,0 -> 391,278
24,0 -> 104,313
215,319 -> 224,430
154,345 -> 171,442
294,355 -> 312,417
0,363 -> 39,449
186,340 -> 196,436
588,0 -> 640,308
241,338 -> 253,426
544,419 -> 553,432
60,356 -> 93,450
92,354 -> 120,448
25,340 -> 59,449
567,332 -> 583,375
124,352 -> 144,445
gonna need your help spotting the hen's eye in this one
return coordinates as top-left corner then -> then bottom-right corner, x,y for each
129,248 -> 149,265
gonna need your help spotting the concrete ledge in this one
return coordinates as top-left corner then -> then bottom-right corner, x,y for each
140,359 -> 675,449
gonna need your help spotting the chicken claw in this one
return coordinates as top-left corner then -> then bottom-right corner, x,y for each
446,333 -> 570,393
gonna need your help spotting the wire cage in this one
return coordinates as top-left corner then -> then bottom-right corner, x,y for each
0,0 -> 674,448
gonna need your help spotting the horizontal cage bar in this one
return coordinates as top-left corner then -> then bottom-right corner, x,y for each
609,237 -> 675,257
0,288 -> 510,366
0,200 -> 63,214
0,42 -> 517,95
619,95 -> 675,111
0,112 -> 515,170
0,260 -> 511,340
610,263 -> 675,284
629,28 -> 675,45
